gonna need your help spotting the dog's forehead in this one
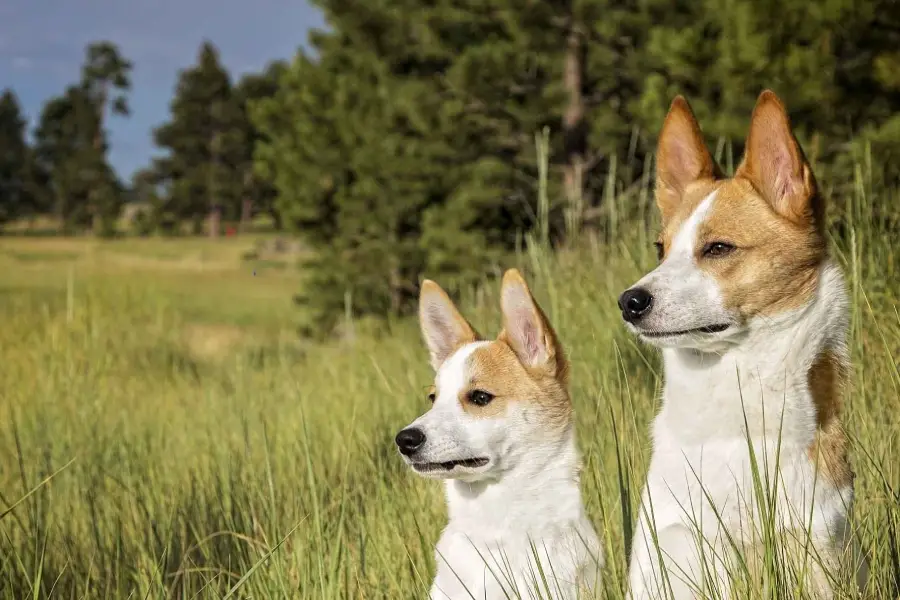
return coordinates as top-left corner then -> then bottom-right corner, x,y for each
435,341 -> 488,395
662,179 -> 772,251
435,340 -> 523,395
663,186 -> 719,256
661,181 -> 719,245
697,178 -> 786,244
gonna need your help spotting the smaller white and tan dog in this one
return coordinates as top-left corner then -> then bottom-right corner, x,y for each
396,269 -> 603,600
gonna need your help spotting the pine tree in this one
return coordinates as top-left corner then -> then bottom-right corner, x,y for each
416,0 -> 563,265
630,0 -> 864,160
0,90 -> 32,225
80,41 -> 132,235
253,50 -> 342,246
153,41 -> 245,237
33,86 -> 106,233
830,1 -> 900,193
28,42 -> 127,236
235,61 -> 285,232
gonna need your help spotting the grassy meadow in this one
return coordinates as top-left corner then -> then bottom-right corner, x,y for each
0,188 -> 898,598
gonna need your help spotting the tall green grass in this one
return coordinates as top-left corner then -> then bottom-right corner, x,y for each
0,155 -> 897,598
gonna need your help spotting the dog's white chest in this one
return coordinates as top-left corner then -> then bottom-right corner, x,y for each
643,420 -> 851,539
429,523 -> 601,600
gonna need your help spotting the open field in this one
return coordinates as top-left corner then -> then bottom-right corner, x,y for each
0,211 -> 897,598
0,234 -> 305,349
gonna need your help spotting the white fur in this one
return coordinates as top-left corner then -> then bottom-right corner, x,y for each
625,196 -> 862,599
400,342 -> 603,599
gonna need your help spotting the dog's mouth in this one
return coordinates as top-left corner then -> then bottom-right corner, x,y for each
411,457 -> 489,473
639,323 -> 730,338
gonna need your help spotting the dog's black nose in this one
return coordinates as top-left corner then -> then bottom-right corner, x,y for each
395,428 -> 426,456
618,288 -> 653,322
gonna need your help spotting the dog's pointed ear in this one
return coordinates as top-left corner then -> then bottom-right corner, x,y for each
419,279 -> 478,371
655,95 -> 719,220
735,90 -> 820,227
499,269 -> 567,382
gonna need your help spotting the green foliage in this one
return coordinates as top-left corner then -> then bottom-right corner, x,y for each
33,86 -> 104,232
150,42 -> 282,237
81,41 -> 133,119
81,41 -> 133,237
5,6 -> 900,331
253,0 -> 900,334
254,15 -> 450,330
0,90 -> 43,225
153,42 -> 243,235
28,42 -> 131,236
234,62 -> 286,230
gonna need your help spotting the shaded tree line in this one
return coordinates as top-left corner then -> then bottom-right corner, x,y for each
2,3 -> 899,334
252,0 -> 900,333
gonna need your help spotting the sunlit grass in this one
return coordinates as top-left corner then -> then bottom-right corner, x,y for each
0,174 -> 897,598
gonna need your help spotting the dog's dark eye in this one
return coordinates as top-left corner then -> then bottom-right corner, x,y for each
468,390 -> 494,406
654,241 -> 664,262
427,392 -> 436,403
703,242 -> 736,257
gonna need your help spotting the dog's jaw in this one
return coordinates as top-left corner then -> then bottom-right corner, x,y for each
404,455 -> 492,481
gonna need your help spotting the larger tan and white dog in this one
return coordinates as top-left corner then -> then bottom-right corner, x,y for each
619,91 -> 868,599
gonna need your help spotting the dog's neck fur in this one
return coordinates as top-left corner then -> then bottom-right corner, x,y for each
443,424 -> 586,539
658,260 -> 848,446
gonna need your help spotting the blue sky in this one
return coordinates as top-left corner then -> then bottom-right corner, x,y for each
0,0 -> 326,180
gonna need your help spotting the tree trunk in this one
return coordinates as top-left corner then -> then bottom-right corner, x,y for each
209,205 -> 221,239
389,264 -> 402,316
270,208 -> 283,231
562,23 -> 587,237
208,115 -> 222,239
239,171 -> 253,233
239,198 -> 253,233
93,86 -> 107,153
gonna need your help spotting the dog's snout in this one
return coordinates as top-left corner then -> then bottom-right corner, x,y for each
395,428 -> 426,456
618,288 -> 653,322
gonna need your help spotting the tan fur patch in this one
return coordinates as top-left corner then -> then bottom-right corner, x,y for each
657,179 -> 721,253
457,341 -> 572,430
658,179 -> 825,320
807,350 -> 853,489
699,178 -> 824,318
